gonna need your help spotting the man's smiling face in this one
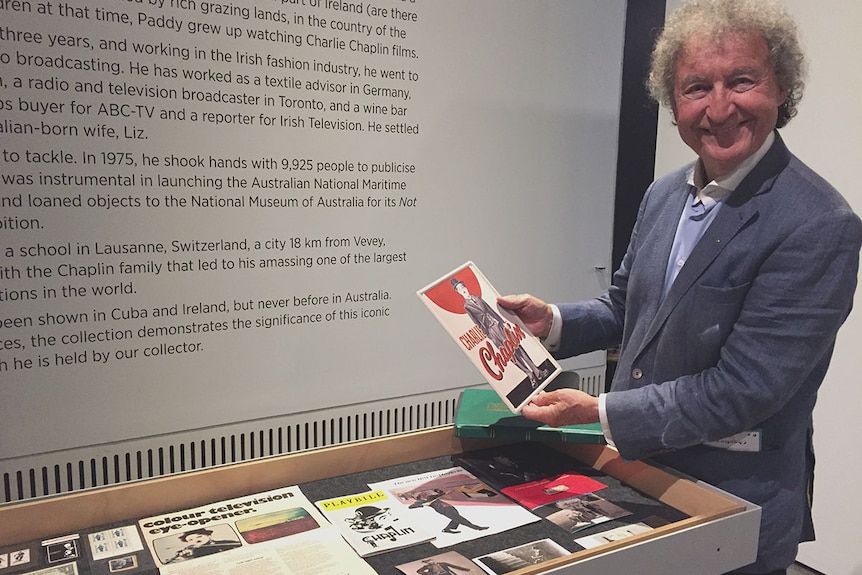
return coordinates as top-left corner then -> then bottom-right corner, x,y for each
672,32 -> 787,180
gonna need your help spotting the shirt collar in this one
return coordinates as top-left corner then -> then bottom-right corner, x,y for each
686,131 -> 775,204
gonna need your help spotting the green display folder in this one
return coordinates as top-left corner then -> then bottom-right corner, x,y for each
454,388 -> 606,444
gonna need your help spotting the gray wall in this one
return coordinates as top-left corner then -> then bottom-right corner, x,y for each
1,1 -> 622,480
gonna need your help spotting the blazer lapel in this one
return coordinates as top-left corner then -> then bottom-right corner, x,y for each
634,133 -> 792,355
656,198 -> 758,314
629,174 -> 690,332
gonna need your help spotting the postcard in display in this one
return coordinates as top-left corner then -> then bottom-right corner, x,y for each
1,533 -> 82,575
2,525 -> 157,575
573,522 -> 654,549
369,467 -> 539,548
544,493 -> 632,533
15,565 -> 79,575
136,486 -> 379,575
417,261 -> 562,413
315,489 -> 435,556
85,524 -> 158,575
473,538 -> 570,575
396,551 -> 486,575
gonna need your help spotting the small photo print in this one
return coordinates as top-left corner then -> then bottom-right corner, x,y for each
88,525 -> 144,560
108,554 -> 138,572
574,522 -> 653,549
44,539 -> 79,564
545,493 -> 631,533
396,551 -> 485,575
8,548 -> 31,567
474,538 -> 569,574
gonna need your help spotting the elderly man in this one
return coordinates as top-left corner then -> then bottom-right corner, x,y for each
498,1 -> 862,573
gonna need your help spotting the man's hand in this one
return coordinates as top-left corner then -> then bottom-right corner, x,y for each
497,294 -> 553,339
520,389 -> 600,428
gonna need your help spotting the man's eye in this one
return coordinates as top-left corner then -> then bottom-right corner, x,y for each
731,78 -> 757,91
682,85 -> 708,99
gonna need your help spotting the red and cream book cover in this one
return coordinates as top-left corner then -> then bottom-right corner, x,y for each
417,261 -> 561,413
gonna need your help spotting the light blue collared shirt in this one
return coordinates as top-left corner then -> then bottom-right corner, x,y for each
662,131 -> 775,300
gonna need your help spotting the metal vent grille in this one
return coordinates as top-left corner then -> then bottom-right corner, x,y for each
578,371 -> 604,396
2,369 -> 604,504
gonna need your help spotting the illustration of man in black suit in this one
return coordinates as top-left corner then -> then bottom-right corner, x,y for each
451,277 -> 547,387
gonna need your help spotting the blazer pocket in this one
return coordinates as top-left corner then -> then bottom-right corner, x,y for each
690,282 -> 751,360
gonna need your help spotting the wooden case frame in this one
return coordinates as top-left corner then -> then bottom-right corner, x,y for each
0,427 -> 760,574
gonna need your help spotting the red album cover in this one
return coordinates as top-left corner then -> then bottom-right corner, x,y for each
501,474 -> 608,510
417,261 -> 561,413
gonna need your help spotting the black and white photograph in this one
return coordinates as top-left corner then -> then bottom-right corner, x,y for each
474,538 -> 569,574
545,493 -> 631,532
107,555 -> 138,573
574,522 -> 653,550
396,551 -> 485,575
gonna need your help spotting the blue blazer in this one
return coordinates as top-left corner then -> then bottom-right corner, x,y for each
556,133 -> 862,572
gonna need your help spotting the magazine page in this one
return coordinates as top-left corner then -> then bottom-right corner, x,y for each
146,527 -> 376,575
369,467 -> 539,548
137,486 -> 377,574
14,565 -> 79,575
314,489 -> 435,556
417,261 -> 562,413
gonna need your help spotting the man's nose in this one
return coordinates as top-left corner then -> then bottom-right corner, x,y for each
706,86 -> 735,122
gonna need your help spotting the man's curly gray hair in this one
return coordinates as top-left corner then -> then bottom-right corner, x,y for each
648,0 -> 806,128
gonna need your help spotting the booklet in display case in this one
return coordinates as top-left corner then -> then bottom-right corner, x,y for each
418,261 -> 562,413
454,388 -> 606,444
314,489 -> 435,556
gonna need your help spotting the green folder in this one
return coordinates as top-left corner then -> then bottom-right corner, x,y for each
454,388 -> 606,444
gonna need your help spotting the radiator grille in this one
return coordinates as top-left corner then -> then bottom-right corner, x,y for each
2,369 -> 604,504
